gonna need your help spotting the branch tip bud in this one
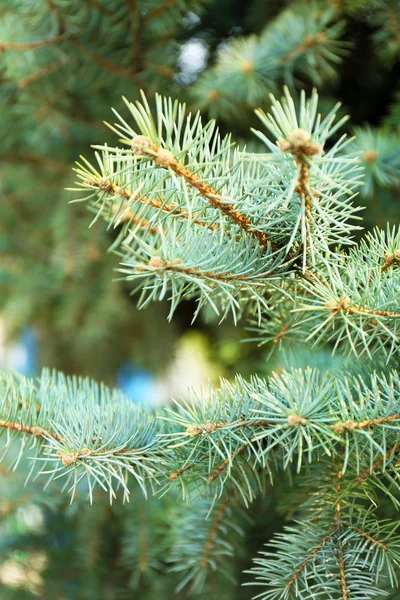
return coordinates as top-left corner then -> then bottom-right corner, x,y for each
31,426 -> 44,437
131,135 -> 153,155
325,297 -> 350,312
155,148 -> 174,168
288,414 -> 307,426
149,256 -> 168,269
278,128 -> 324,156
98,177 -> 112,192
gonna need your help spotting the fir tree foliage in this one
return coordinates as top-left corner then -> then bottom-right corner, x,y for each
0,88 -> 379,596
191,3 -> 349,116
5,363 -> 400,595
2,1 -> 400,598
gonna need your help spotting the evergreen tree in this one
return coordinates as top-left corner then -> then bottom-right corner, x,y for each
1,1 -> 400,599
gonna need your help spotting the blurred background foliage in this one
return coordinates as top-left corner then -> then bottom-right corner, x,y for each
1,0 -> 400,598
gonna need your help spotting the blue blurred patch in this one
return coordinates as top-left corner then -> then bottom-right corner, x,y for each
117,364 -> 156,405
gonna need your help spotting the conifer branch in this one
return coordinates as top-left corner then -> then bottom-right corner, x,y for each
286,532 -> 331,592
207,443 -> 249,483
141,258 -> 272,284
130,136 -> 272,249
0,419 -> 62,441
356,441 -> 400,484
200,495 -> 230,568
349,526 -> 389,552
281,32 -> 329,62
84,177 -> 218,232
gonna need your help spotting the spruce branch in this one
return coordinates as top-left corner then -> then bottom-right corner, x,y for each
248,501 -> 400,600
129,134 -> 272,249
0,370 -> 162,502
76,172 -> 218,233
168,494 -> 244,595
251,87 -> 363,269
191,3 -> 349,116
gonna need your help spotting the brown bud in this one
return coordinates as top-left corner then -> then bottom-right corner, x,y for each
333,423 -> 345,434
277,130 -> 324,156
241,59 -> 254,73
170,258 -> 183,266
149,256 -> 168,269
207,90 -> 219,102
333,420 -> 356,434
287,414 -> 307,426
57,450 -> 79,467
186,425 -> 203,437
325,297 -> 350,312
277,139 -> 292,152
30,426 -> 44,437
341,296 -> 350,310
131,135 -> 153,155
315,32 -> 328,43
98,177 -> 112,192
325,299 -> 339,311
289,128 -> 312,147
204,421 -> 216,434
306,141 -> 324,156
363,149 -> 379,163
156,148 -> 175,168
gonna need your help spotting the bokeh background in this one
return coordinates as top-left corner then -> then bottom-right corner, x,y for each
0,0 -> 400,597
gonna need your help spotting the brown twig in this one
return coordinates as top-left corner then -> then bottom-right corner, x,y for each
46,0 -> 64,34
333,414 -> 400,434
199,495 -> 229,568
169,462 -> 196,480
356,440 -> 400,484
131,138 -> 274,250
335,466 -> 349,600
143,0 -> 176,23
350,526 -> 389,552
281,32 -> 328,63
17,59 -> 65,89
111,203 -> 160,234
295,156 -> 312,217
286,533 -> 331,591
86,179 -> 219,232
325,296 -> 400,318
208,443 -> 249,482
74,41 -> 141,82
184,412 -> 400,440
0,34 -> 65,51
0,419 -> 62,441
143,258 -> 273,283
168,158 -> 271,249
